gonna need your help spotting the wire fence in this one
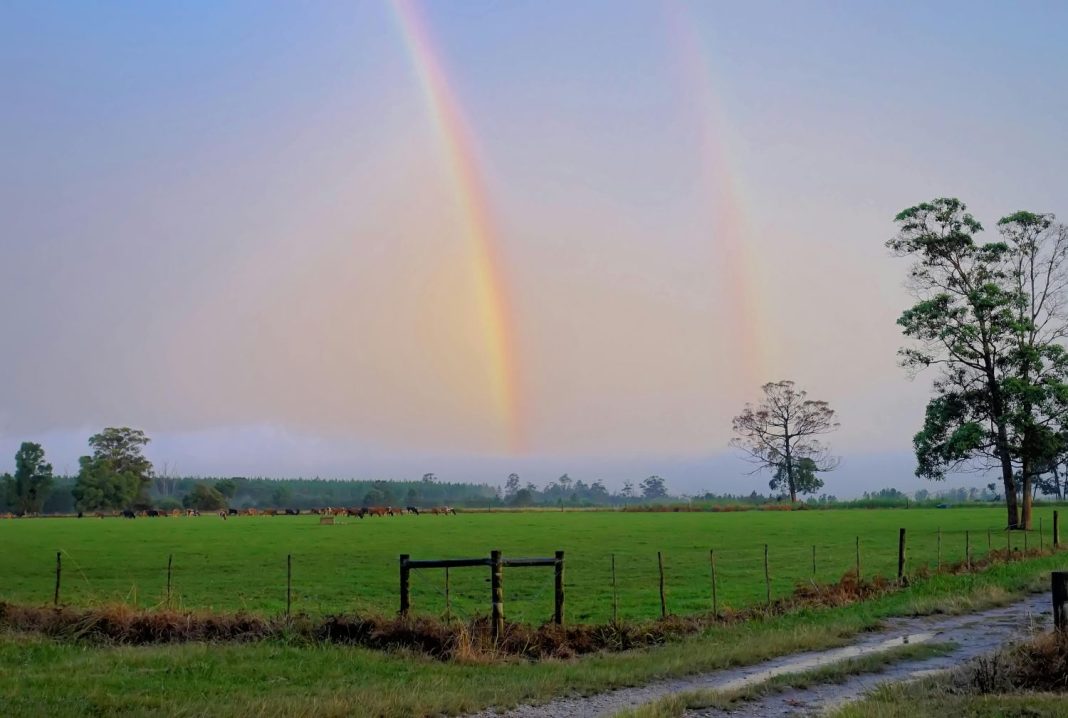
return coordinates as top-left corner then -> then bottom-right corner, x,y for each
2,515 -> 1062,625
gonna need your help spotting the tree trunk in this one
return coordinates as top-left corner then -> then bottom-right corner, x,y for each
1021,456 -> 1033,531
1000,444 -> 1020,529
989,379 -> 1019,529
784,431 -> 796,503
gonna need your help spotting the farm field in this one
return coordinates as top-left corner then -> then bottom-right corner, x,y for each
2,555 -> 1065,717
0,507 -> 1059,623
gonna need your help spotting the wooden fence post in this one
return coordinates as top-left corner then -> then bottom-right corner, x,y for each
167,554 -> 173,604
710,549 -> 718,615
286,554 -> 292,618
657,551 -> 667,618
444,567 -> 451,621
897,528 -> 907,582
611,553 -> 618,624
1054,571 -> 1068,632
554,550 -> 565,625
763,544 -> 771,606
54,551 -> 61,607
491,550 -> 504,640
855,536 -> 861,581
1055,510 -> 1061,548
399,554 -> 410,616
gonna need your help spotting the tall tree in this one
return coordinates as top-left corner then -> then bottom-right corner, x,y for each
889,199 -> 1068,529
999,211 -> 1068,528
639,475 -> 668,499
2,442 -> 54,515
72,428 -> 154,511
504,473 -> 520,498
730,380 -> 839,503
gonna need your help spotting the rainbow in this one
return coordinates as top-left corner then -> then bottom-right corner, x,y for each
391,0 -> 524,452
664,4 -> 775,388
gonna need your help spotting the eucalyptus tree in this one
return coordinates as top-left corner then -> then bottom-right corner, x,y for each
889,199 -> 1068,529
998,211 -> 1068,528
730,380 -> 839,503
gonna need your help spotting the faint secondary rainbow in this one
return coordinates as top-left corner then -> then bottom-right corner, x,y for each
664,3 -> 776,388
391,0 -> 524,452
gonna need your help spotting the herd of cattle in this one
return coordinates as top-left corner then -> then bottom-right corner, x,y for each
0,506 -> 459,520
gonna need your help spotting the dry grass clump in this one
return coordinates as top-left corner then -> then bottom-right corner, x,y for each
0,570 -> 902,660
967,631 -> 1068,694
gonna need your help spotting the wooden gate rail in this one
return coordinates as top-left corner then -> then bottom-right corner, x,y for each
399,550 -> 564,638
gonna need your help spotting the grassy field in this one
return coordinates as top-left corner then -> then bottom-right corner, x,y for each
0,507 -> 1060,623
2,556 -> 1066,717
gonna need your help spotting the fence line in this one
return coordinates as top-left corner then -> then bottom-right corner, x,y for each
3,518 -> 1062,625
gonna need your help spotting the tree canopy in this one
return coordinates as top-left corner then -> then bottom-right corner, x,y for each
889,198 -> 1068,529
72,427 -> 154,511
2,442 -> 53,515
731,380 -> 839,502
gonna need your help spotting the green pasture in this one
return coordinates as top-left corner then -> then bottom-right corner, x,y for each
0,507 -> 1058,623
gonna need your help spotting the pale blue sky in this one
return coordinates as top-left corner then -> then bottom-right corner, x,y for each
2,2 -> 1066,494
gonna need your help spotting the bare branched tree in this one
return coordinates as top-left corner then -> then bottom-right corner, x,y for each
730,380 -> 840,502
153,460 -> 178,498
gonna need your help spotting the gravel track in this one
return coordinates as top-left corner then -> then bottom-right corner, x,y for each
469,592 -> 1051,718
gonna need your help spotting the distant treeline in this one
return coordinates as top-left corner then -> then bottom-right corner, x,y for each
3,428 -> 1061,515
5,475 -> 1062,515
1,475 -> 499,514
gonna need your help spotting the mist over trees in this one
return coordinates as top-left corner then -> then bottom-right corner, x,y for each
889,198 -> 1068,529
730,380 -> 840,502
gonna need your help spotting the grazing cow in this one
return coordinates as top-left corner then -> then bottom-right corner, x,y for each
264,508 -> 278,516
346,507 -> 362,518
147,509 -> 160,517
430,506 -> 457,515
170,509 -> 182,517
244,508 -> 258,516
77,511 -> 83,518
219,511 -> 228,520
284,508 -> 299,516
122,509 -> 136,519
309,508 -> 320,515
228,508 -> 238,516
405,506 -> 419,516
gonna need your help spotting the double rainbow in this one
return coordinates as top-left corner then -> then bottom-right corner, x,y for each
391,0 -> 524,453
665,2 -> 774,388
